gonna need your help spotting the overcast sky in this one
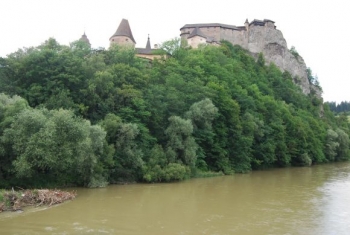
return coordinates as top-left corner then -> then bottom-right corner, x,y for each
0,0 -> 348,103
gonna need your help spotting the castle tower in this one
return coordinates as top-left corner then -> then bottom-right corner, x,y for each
244,19 -> 249,31
79,32 -> 91,46
109,19 -> 136,47
145,34 -> 151,51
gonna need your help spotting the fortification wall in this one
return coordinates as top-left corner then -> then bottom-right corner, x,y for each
136,54 -> 163,61
181,22 -> 311,94
188,35 -> 206,48
223,30 -> 247,48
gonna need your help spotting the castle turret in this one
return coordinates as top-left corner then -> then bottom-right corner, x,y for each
245,19 -> 249,31
136,35 -> 163,61
146,34 -> 151,51
109,19 -> 136,47
79,32 -> 91,46
264,19 -> 276,29
136,35 -> 152,54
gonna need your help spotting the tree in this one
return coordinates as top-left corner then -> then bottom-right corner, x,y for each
165,116 -> 197,170
1,38 -> 348,187
335,128 -> 350,161
160,38 -> 188,59
325,129 -> 339,161
185,98 -> 218,170
0,94 -> 30,187
113,123 -> 144,181
1,107 -> 109,187
290,46 -> 300,58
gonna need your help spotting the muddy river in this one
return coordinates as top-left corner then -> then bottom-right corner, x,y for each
1,162 -> 349,234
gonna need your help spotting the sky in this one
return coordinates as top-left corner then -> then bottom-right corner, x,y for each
0,0 -> 348,103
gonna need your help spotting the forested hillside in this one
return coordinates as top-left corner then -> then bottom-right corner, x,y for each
325,101 -> 350,114
0,38 -> 349,188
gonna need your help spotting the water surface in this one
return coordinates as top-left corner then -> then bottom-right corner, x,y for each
1,162 -> 349,234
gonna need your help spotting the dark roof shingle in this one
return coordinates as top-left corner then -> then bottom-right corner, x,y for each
180,23 -> 239,31
188,27 -> 207,39
110,19 -> 136,43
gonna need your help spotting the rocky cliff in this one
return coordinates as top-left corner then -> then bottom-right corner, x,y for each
181,20 -> 319,96
241,25 -> 311,94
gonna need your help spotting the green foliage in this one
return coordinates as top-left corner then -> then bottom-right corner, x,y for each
142,144 -> 167,182
0,38 -> 349,187
290,46 -> 300,59
325,129 -> 340,161
326,101 -> 350,114
0,190 -> 4,202
0,99 -> 110,187
306,67 -> 321,87
194,170 -> 224,178
163,163 -> 190,181
335,128 -> 350,161
185,98 -> 218,129
165,116 -> 197,168
160,37 -> 187,59
114,123 -> 144,177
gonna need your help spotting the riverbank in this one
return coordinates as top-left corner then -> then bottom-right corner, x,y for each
0,189 -> 76,212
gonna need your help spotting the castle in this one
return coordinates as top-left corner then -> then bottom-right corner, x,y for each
79,18 -> 277,58
80,19 -> 162,61
180,19 -> 276,48
181,19 -> 312,95
79,18 -> 312,94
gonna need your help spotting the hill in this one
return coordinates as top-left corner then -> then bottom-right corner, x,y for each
0,39 -> 349,187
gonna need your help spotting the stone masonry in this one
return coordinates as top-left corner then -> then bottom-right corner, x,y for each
180,19 -> 312,94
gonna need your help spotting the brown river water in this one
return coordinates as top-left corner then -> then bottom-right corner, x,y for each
1,162 -> 350,235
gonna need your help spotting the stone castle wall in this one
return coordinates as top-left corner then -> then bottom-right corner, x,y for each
187,35 -> 207,48
110,35 -> 135,47
181,21 -> 312,94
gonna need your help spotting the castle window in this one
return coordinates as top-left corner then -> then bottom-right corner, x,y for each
126,39 -> 128,41
112,39 -> 114,41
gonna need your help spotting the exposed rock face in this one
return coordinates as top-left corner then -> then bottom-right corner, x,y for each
243,26 -> 311,94
181,20 -> 312,95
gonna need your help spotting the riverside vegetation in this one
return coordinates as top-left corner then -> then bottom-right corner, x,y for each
0,38 -> 349,188
0,189 -> 76,212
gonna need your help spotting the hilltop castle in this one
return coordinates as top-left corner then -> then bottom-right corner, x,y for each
180,19 -> 312,94
79,18 -> 312,95
80,19 -> 162,61
180,19 -> 276,48
109,19 -> 162,60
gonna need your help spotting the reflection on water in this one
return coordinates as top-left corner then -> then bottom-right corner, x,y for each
1,162 -> 349,235
316,164 -> 350,235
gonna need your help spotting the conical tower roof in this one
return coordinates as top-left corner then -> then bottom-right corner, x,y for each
136,35 -> 153,54
146,35 -> 151,50
79,32 -> 91,45
110,19 -> 136,43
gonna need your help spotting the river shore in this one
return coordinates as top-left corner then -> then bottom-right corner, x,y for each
0,189 -> 76,212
